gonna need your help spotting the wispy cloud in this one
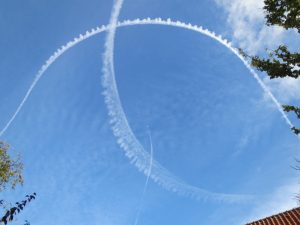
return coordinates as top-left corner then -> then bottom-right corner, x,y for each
263,77 -> 300,103
215,0 -> 300,117
215,0 -> 286,54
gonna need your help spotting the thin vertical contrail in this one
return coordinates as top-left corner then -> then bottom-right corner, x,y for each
102,0 -> 124,85
134,129 -> 153,225
1,18 -> 294,202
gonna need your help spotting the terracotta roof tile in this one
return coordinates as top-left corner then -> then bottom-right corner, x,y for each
245,207 -> 300,225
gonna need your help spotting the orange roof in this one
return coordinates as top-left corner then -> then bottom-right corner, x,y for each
245,207 -> 300,225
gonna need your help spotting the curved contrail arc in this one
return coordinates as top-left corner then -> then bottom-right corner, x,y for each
1,18 -> 292,202
102,0 -> 124,131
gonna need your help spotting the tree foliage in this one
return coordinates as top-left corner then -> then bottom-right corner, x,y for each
0,142 -> 34,224
251,45 -> 300,79
0,142 -> 23,191
264,0 -> 300,32
250,0 -> 300,135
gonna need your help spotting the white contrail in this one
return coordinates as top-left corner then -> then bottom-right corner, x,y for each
0,18 -> 293,139
0,26 -> 107,137
0,0 -> 125,138
1,18 -> 294,202
102,0 -> 124,98
100,18 -> 293,203
101,19 -> 257,203
133,130 -> 153,225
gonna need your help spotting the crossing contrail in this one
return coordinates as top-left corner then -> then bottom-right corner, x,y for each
133,130 -> 153,225
1,18 -> 293,202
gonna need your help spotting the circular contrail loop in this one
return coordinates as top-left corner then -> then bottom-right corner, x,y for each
1,18 -> 293,203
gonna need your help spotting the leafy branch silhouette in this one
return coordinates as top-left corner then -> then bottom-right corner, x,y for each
0,193 -> 36,225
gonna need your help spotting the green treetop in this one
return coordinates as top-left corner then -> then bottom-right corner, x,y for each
0,142 -> 23,192
250,0 -> 300,135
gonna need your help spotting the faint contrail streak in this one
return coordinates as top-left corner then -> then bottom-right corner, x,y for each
1,18 -> 293,202
133,130 -> 153,225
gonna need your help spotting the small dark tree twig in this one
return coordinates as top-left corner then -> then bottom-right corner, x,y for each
0,193 -> 36,225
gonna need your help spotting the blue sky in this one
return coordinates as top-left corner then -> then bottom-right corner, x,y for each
0,0 -> 300,224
